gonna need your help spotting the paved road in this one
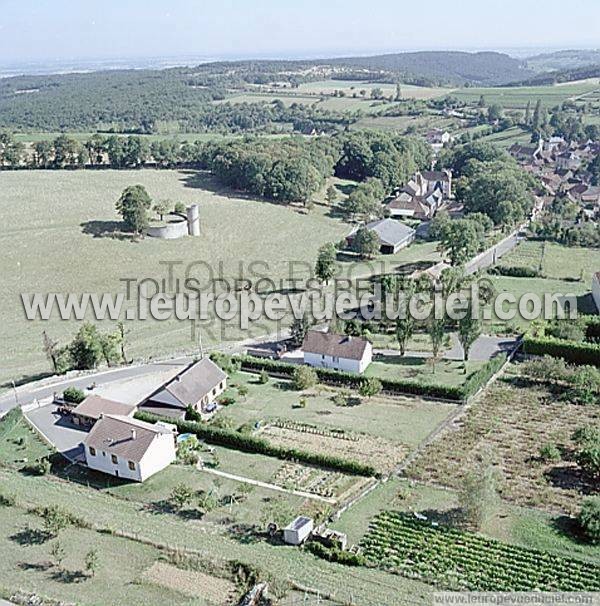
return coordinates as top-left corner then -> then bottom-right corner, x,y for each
0,357 -> 193,416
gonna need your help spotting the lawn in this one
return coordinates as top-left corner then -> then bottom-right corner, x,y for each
219,371 -> 456,448
406,363 -> 600,515
0,408 -> 53,466
484,240 -> 600,331
0,169 -> 350,386
366,356 -> 485,387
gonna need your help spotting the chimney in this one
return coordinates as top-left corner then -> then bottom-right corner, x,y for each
131,429 -> 136,440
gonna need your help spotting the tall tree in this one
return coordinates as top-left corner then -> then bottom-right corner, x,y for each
314,242 -> 337,284
116,185 -> 152,235
395,317 -> 415,357
428,316 -> 446,374
458,306 -> 481,373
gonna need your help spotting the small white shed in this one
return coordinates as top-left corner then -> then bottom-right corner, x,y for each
283,516 -> 314,545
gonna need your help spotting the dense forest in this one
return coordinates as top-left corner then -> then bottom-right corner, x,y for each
0,50 -> 540,133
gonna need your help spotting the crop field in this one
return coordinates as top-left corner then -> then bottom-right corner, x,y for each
476,126 -> 532,149
0,169 -> 351,386
360,511 -> 600,592
217,371 -> 456,448
351,113 -> 456,133
0,468 -> 435,605
407,365 -> 600,515
296,80 -> 453,100
452,81 -> 600,109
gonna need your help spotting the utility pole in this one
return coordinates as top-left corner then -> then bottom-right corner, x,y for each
11,380 -> 19,407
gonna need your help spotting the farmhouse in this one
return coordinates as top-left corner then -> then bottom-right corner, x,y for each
83,414 -> 176,482
70,395 -> 137,429
386,170 -> 451,219
302,330 -> 372,374
425,129 -> 452,152
348,218 -> 416,254
593,272 -> 600,313
139,357 -> 227,420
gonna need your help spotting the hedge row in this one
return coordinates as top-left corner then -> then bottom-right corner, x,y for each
488,265 -> 541,278
134,411 -> 378,477
522,335 -> 600,367
231,354 -> 508,402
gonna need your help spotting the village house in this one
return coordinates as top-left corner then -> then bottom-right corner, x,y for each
425,129 -> 452,152
302,330 -> 372,374
348,218 -> 416,254
509,140 -> 543,163
70,395 -> 136,429
386,170 -> 451,220
83,414 -> 176,482
139,357 -> 227,420
556,150 -> 582,172
593,272 -> 600,313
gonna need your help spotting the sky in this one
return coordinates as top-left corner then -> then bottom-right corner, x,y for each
0,0 -> 599,65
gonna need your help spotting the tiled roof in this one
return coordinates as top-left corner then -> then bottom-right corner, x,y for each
84,415 -> 170,462
73,395 -> 136,421
302,331 -> 369,361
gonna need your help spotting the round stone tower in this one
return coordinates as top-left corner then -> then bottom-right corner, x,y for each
187,204 -> 200,236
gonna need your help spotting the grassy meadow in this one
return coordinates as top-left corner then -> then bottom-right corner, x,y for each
0,169 -> 351,385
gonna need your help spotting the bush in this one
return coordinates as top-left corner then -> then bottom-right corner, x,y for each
185,405 -> 202,422
135,411 -> 377,477
572,426 -> 600,478
258,370 -> 269,384
25,457 -> 51,476
292,366 -> 318,391
62,386 -> 86,404
578,497 -> 600,544
0,492 -> 16,507
538,443 -> 561,463
489,265 -> 541,278
305,541 -> 366,566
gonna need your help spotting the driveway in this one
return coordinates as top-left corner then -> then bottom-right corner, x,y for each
375,333 -> 518,362
25,402 -> 88,461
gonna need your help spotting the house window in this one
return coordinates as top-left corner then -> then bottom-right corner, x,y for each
88,446 -> 96,456
212,388 -> 216,396
111,454 -> 118,464
128,461 -> 135,471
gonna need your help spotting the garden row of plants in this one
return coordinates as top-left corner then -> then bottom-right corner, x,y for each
229,354 -> 507,402
359,511 -> 600,592
134,411 -> 377,477
488,265 -> 542,278
271,418 -> 359,442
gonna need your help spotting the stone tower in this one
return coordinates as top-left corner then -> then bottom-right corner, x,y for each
187,204 -> 200,236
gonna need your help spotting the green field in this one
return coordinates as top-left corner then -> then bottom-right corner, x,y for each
0,169 -> 351,386
296,80 -> 452,100
0,467 -> 434,605
453,81 -> 600,109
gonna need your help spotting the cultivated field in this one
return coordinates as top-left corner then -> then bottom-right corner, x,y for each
407,364 -> 600,515
0,169 -> 350,385
452,81 -> 600,109
296,80 -> 451,100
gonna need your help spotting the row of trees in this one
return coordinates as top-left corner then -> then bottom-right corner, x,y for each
42,322 -> 129,374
